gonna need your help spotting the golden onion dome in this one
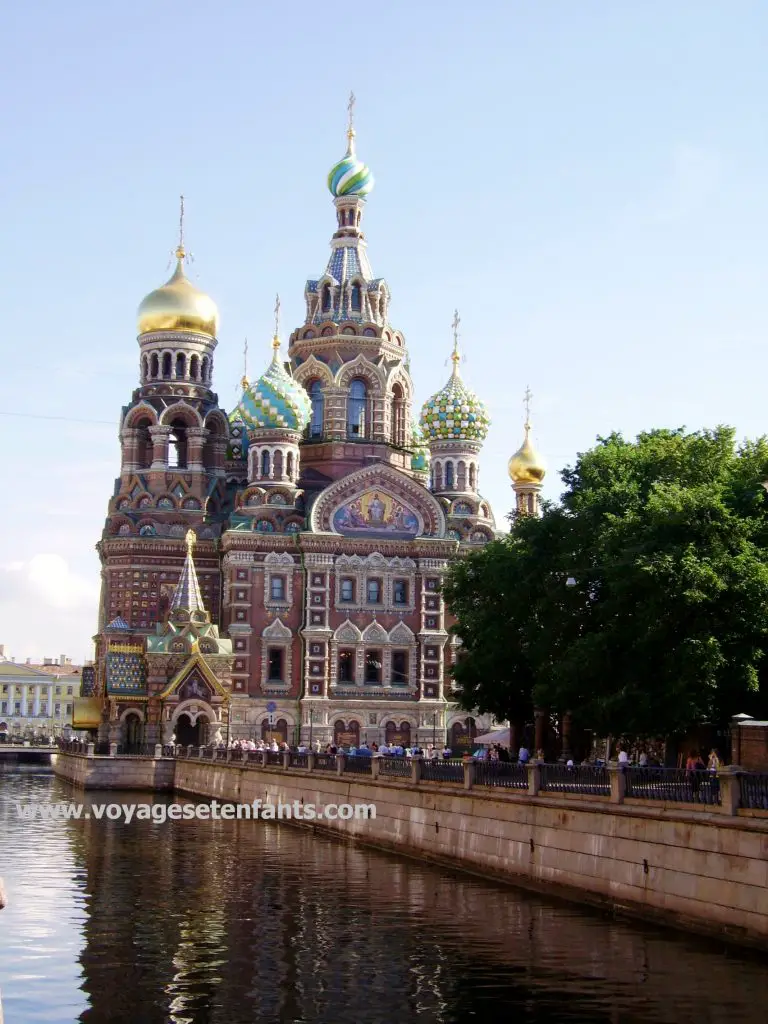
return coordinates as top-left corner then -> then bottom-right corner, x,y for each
508,423 -> 546,485
137,246 -> 219,339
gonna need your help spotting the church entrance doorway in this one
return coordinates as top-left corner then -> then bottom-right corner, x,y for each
123,712 -> 144,753
176,713 -> 202,747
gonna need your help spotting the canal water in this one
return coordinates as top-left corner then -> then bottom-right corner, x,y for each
0,768 -> 766,1024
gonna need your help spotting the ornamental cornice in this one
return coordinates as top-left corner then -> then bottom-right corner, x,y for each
100,537 -> 218,556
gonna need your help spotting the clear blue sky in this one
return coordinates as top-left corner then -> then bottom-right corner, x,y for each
1,1 -> 767,661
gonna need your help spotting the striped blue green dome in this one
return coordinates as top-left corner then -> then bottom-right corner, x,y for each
328,144 -> 374,197
236,345 -> 311,434
411,423 -> 430,472
420,373 -> 490,443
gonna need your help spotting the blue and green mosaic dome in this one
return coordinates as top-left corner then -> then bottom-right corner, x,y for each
328,141 -> 374,198
420,372 -> 490,443
410,423 -> 430,472
236,345 -> 311,434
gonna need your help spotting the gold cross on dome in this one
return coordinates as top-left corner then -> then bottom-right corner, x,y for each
176,194 -> 186,259
347,91 -> 356,136
450,310 -> 461,372
185,528 -> 196,551
274,293 -> 281,338
524,386 -> 532,425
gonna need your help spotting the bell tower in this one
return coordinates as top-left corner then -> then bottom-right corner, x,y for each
97,200 -> 231,636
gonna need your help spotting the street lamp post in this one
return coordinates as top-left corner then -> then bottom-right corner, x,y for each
309,705 -> 314,748
432,712 -> 437,748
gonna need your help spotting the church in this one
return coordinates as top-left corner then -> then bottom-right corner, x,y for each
88,103 -> 546,751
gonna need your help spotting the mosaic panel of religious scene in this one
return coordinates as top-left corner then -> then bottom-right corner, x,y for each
332,490 -> 419,538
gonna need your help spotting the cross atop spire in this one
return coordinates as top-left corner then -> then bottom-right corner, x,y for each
346,91 -> 356,155
272,293 -> 282,357
450,309 -> 461,376
176,194 -> 186,260
241,337 -> 249,390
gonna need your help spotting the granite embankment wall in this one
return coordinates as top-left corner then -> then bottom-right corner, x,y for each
54,753 -> 768,949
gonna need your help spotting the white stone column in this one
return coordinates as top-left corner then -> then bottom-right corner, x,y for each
33,686 -> 40,717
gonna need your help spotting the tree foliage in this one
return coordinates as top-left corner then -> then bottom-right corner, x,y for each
443,427 -> 768,737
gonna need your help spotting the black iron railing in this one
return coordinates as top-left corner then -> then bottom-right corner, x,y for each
474,760 -> 528,789
421,759 -> 463,783
625,767 -> 721,805
314,753 -> 337,771
379,756 -> 411,778
265,751 -> 283,766
540,763 -> 610,796
343,756 -> 372,774
739,772 -> 768,810
289,752 -> 309,768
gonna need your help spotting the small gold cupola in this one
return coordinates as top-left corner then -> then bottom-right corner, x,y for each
136,196 -> 219,339
508,386 -> 546,485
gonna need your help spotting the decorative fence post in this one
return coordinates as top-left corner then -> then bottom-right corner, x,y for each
609,765 -> 626,804
370,754 -> 380,781
462,757 -> 474,791
337,753 -> 346,776
411,755 -> 423,785
307,751 -> 316,773
109,742 -> 118,758
86,743 -> 95,758
282,749 -> 291,770
154,744 -> 163,759
526,761 -> 541,796
717,766 -> 741,815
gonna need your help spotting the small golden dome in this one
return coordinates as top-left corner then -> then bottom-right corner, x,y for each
508,423 -> 546,485
137,247 -> 219,338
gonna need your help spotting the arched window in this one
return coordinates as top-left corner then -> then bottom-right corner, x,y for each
286,451 -> 294,480
150,353 -> 159,379
469,463 -> 477,490
168,420 -> 187,469
141,356 -> 149,382
273,450 -> 283,480
162,353 -> 172,379
133,417 -> 152,469
457,461 -> 467,491
322,284 -> 332,312
261,450 -> 271,478
347,379 -> 367,438
175,353 -> 185,379
190,354 -> 199,380
308,380 -> 324,438
391,383 -> 405,446
445,461 -> 454,489
433,463 -> 443,492
201,356 -> 209,383
351,283 -> 362,311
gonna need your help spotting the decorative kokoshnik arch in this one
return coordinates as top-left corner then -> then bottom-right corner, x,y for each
309,464 -> 446,538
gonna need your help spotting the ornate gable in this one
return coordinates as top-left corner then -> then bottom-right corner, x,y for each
310,464 -> 445,538
158,653 -> 229,700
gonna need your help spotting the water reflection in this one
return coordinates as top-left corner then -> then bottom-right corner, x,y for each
0,770 -> 766,1023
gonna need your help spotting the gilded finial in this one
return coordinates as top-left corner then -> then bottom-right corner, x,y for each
240,337 -> 249,390
184,528 -> 196,551
450,309 -> 461,377
346,91 -> 356,155
176,194 -> 186,260
523,385 -> 532,432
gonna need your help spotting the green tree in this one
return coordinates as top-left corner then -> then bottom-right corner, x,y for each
444,427 -> 768,737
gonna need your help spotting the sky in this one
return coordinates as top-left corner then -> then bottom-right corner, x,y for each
1,1 -> 768,661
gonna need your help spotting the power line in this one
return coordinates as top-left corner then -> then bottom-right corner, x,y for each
0,411 -> 116,426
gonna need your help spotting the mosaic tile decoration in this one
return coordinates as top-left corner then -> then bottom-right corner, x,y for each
80,665 -> 96,697
106,650 -> 147,696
